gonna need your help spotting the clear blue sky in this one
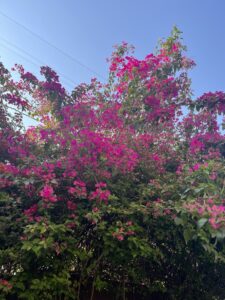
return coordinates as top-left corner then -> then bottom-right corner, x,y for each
0,0 -> 225,98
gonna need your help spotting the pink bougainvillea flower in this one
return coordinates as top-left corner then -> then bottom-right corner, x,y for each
67,200 -> 77,210
193,163 -> 200,171
40,185 -> 57,203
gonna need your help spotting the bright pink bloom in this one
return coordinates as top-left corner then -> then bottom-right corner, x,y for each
95,182 -> 107,188
193,163 -> 200,171
209,218 -> 220,229
116,235 -> 124,241
24,204 -> 38,219
40,185 -> 57,203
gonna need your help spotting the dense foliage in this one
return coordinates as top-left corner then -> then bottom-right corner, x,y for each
1,28 -> 225,299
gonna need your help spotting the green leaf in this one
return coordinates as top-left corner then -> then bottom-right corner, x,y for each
197,218 -> 208,229
174,217 -> 183,226
183,228 -> 194,244
215,230 -> 225,240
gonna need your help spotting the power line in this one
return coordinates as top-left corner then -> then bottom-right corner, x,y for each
0,41 -> 73,91
0,10 -> 106,80
0,41 -> 41,69
4,104 -> 39,123
0,35 -> 76,89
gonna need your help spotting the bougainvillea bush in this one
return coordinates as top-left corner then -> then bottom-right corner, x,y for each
1,28 -> 225,299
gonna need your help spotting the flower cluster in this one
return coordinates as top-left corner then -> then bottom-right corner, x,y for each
40,185 -> 57,203
112,221 -> 135,241
184,199 -> 225,230
0,279 -> 12,290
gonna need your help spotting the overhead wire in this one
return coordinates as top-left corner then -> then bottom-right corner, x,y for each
4,104 -> 39,123
0,10 -> 107,124
0,36 -> 75,90
0,10 -> 107,81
